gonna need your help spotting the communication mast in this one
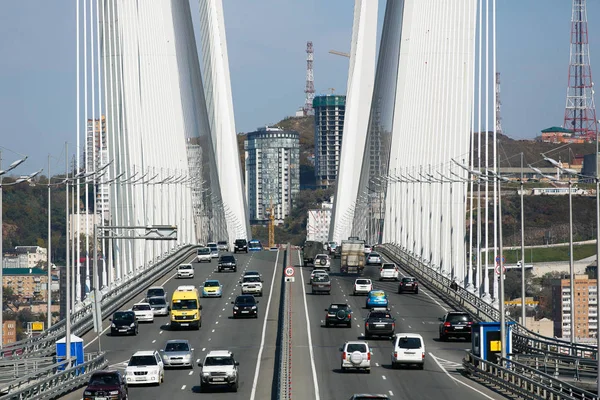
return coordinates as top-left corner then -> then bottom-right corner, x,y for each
495,72 -> 502,135
563,0 -> 598,141
304,41 -> 315,116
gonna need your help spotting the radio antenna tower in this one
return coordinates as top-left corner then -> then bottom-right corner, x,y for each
304,41 -> 315,116
495,72 -> 502,135
563,0 -> 597,140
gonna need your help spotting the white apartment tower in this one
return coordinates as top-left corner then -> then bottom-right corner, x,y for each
85,116 -> 110,220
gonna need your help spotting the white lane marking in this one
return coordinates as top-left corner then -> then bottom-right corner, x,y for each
84,325 -> 111,348
152,340 -> 156,343
375,362 -> 380,367
430,353 -> 496,399
212,329 -> 215,333
202,348 -> 205,351
250,250 -> 280,400
181,385 -> 186,390
298,251 -> 321,400
389,390 -> 394,396
382,375 -> 387,380
188,371 -> 194,376
215,321 -> 219,324
196,358 -> 201,363
160,331 -> 163,334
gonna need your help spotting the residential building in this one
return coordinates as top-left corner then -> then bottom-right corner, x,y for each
551,274 -> 598,340
69,213 -> 100,240
540,126 -> 585,144
3,268 -> 48,301
307,197 -> 334,242
2,246 -> 47,269
313,95 -> 346,188
85,116 -> 110,220
244,126 -> 300,224
520,317 -> 554,338
2,321 -> 17,346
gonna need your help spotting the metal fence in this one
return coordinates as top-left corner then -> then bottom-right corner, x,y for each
277,245 -> 292,400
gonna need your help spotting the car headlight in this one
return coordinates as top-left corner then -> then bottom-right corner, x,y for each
251,306 -> 257,310
233,306 -> 239,310
84,391 -> 92,395
150,369 -> 159,375
227,370 -> 237,377
111,323 -> 116,328
202,372 -> 210,377
109,390 -> 119,395
130,323 -> 135,327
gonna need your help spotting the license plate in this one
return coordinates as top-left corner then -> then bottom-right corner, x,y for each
136,377 -> 146,381
455,326 -> 464,329
405,352 -> 415,355
119,329 -> 128,332
242,311 -> 249,313
375,324 -> 384,327
180,323 -> 189,326
213,378 -> 225,382
96,397 -> 107,400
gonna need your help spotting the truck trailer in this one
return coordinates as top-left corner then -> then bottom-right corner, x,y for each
340,238 -> 366,274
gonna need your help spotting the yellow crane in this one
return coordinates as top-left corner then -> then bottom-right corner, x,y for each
267,200 -> 275,248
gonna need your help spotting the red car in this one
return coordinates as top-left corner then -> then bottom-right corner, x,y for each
83,370 -> 128,400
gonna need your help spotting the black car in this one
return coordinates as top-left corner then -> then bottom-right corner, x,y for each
438,311 -> 473,341
231,295 -> 259,318
218,254 -> 237,272
234,239 -> 248,253
364,308 -> 395,339
110,310 -> 138,336
84,370 -> 128,400
398,277 -> 419,294
324,303 -> 352,327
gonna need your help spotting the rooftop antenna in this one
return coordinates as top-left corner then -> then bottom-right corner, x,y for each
304,41 -> 315,116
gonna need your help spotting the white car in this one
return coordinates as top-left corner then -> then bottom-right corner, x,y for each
177,264 -> 194,279
125,350 -> 164,385
217,241 -> 229,251
197,247 -> 212,263
379,263 -> 399,281
339,341 -> 372,373
364,245 -> 373,254
366,252 -> 382,265
240,275 -> 263,296
199,350 -> 239,392
207,242 -> 219,258
131,302 -> 154,322
391,333 -> 425,369
353,278 -> 373,296
314,254 -> 331,270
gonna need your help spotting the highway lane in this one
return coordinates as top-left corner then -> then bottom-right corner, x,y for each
61,250 -> 282,400
293,249 -> 505,400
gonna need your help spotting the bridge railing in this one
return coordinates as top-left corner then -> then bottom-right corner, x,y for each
463,351 -> 596,400
511,353 -> 597,383
1,244 -> 200,361
378,244 -> 598,359
276,244 -> 292,400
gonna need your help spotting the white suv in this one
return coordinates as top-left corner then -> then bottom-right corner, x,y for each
391,333 -> 425,369
199,350 -> 239,392
379,263 -> 399,281
240,275 -> 263,296
125,350 -> 164,385
339,341 -> 372,373
177,264 -> 194,279
353,278 -> 373,296
197,247 -> 212,263
314,254 -> 331,271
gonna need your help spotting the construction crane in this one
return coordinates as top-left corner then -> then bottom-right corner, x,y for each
329,49 -> 350,58
267,200 -> 275,248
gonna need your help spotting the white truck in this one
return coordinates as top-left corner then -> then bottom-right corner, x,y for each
340,238 -> 366,275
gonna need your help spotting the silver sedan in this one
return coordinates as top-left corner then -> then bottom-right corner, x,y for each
148,296 -> 169,316
160,339 -> 194,368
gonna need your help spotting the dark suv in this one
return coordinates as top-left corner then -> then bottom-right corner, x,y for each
218,254 -> 237,272
438,311 -> 473,341
324,303 -> 352,327
83,370 -> 128,400
364,308 -> 395,339
234,239 -> 248,253
232,295 -> 259,318
398,277 -> 419,294
110,310 -> 138,336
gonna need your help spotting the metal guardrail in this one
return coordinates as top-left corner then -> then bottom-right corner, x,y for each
0,358 -> 55,390
512,354 -> 598,382
277,245 -> 292,400
0,353 -> 108,400
378,244 -> 598,359
463,351 -> 596,400
1,245 -> 200,361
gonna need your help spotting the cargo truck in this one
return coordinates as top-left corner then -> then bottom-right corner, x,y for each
302,241 -> 324,267
340,238 -> 366,274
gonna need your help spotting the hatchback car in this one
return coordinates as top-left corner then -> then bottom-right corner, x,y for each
196,247 -> 212,263
398,276 -> 419,294
160,339 -> 194,369
125,350 -> 164,385
131,303 -> 154,323
366,290 -> 389,309
391,333 -> 425,369
324,303 -> 352,327
218,254 -> 237,272
110,310 -> 138,336
177,263 -> 194,279
202,280 -> 223,298
353,278 -> 373,296
83,370 -> 128,400
439,312 -> 473,341
366,252 -> 382,265
340,341 -> 372,373
147,296 -> 169,316
379,263 -> 399,281
231,295 -> 259,318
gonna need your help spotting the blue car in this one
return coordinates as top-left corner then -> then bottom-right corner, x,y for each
365,290 -> 389,309
202,280 -> 223,298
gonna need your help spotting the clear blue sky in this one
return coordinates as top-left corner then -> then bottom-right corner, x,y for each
0,0 -> 598,174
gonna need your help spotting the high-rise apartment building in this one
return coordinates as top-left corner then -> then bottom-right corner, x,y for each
307,197 -> 334,242
313,95 -> 346,188
551,274 -> 598,340
85,116 -> 110,220
245,127 -> 300,224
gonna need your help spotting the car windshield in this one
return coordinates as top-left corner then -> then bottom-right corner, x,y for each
172,299 -> 198,310
346,343 -> 367,353
204,356 -> 234,366
402,278 -> 416,283
208,243 -> 217,249
204,281 -> 220,287
447,314 -> 471,323
129,355 -> 157,366
356,279 -> 371,285
218,241 -> 227,245
369,312 -> 391,319
113,312 -> 134,321
221,256 -> 235,262
165,342 -> 189,352
382,264 -> 395,269
147,288 -> 164,297
243,277 -> 261,283
133,304 -> 151,311
235,296 -> 256,305
148,298 -> 166,306
235,240 -> 247,245
198,248 -> 210,255
397,337 -> 422,349
179,265 -> 192,270
89,374 -> 119,386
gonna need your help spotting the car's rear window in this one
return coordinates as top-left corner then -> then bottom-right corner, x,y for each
356,279 -> 371,285
402,277 -> 416,283
371,291 -> 385,297
382,264 -> 395,269
329,304 -> 348,311
313,275 -> 330,283
397,337 -> 422,349
447,314 -> 471,322
370,253 -> 380,257
346,343 -> 367,353
218,241 -> 227,245
369,312 -> 391,319
198,248 -> 210,254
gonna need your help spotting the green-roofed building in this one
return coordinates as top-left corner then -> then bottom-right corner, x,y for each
3,267 -> 48,300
